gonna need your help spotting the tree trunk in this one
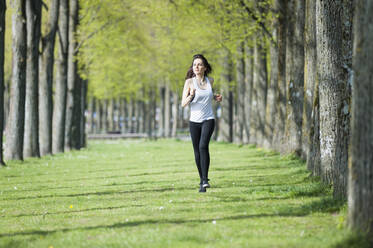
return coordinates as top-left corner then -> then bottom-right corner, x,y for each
303,0 -> 317,162
251,32 -> 267,146
158,86 -> 165,137
128,98 -> 133,133
96,98 -> 102,133
236,41 -> 245,145
164,83 -> 171,137
284,0 -> 305,155
65,0 -> 78,150
88,96 -> 94,134
171,91 -> 178,138
120,98 -> 126,133
107,98 -> 114,132
348,0 -> 373,239
72,72 -> 81,149
5,0 -> 27,160
24,0 -> 41,158
272,0 -> 287,151
102,99 -> 108,133
316,0 -> 348,197
52,0 -> 69,154
80,77 -> 87,147
264,7 -> 279,149
243,40 -> 253,144
307,82 -> 321,177
0,0 -> 5,165
39,0 -> 59,156
218,48 -> 233,143
147,87 -> 156,139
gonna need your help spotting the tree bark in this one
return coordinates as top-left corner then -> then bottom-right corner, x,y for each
0,0 -> 6,165
235,41 -> 245,145
218,48 -> 233,143
348,0 -> 373,239
107,98 -> 114,132
102,99 -> 108,133
284,0 -> 305,155
272,0 -> 287,151
171,91 -> 178,138
87,96 -> 94,134
264,5 -> 279,149
303,0 -> 317,162
251,32 -> 267,146
24,0 -> 41,158
243,40 -> 253,144
80,77 -> 87,147
96,98 -> 102,133
39,0 -> 59,156
164,83 -> 171,137
158,86 -> 165,137
52,0 -> 69,154
65,0 -> 79,150
5,0 -> 27,160
316,0 -> 348,197
307,81 -> 321,177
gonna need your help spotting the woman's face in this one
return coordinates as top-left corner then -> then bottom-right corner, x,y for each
193,58 -> 206,75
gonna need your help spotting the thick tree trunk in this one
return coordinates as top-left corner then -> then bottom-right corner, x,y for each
65,0 -> 79,150
171,91 -> 178,138
307,82 -> 321,177
24,0 -> 41,158
0,0 -> 5,165
303,0 -> 317,162
264,8 -> 279,149
39,0 -> 59,156
284,0 -> 305,155
251,33 -> 267,146
5,0 -> 27,160
218,48 -> 233,143
243,40 -> 253,144
52,0 -> 69,154
316,0 -> 348,197
235,41 -> 245,145
348,0 -> 373,239
147,87 -> 156,139
71,72 -> 81,149
272,0 -> 287,151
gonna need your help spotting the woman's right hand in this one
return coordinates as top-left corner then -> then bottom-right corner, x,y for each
189,88 -> 196,97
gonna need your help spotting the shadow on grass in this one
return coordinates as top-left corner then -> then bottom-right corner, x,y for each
331,232 -> 372,248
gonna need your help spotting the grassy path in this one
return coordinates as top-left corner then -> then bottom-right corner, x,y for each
0,140 -> 353,247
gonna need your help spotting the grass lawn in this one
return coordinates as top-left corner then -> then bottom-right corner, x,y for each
0,139 -> 365,247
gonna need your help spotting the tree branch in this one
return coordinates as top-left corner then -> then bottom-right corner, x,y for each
239,0 -> 275,45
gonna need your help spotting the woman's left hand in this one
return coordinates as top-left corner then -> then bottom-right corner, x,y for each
214,94 -> 222,102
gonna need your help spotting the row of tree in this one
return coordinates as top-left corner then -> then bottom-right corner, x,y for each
0,0 -> 86,164
0,0 -> 372,241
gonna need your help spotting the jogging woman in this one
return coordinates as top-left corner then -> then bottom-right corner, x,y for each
181,54 -> 222,193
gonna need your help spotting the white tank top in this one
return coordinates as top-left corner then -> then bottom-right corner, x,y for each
189,77 -> 215,123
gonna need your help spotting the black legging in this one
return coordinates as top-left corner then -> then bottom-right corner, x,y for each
189,119 -> 215,182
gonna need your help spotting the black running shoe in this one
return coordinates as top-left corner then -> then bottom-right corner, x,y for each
199,184 -> 206,193
202,180 -> 210,188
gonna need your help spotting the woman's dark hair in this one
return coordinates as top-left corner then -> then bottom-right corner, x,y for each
185,54 -> 212,80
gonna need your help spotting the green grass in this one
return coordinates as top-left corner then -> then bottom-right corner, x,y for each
0,139 -> 362,247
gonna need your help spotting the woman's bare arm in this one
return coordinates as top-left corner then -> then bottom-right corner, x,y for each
181,79 -> 195,107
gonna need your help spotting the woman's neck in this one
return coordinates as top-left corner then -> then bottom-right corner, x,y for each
195,74 -> 205,82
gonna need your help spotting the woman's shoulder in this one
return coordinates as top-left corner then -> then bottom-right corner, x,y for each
185,78 -> 193,85
207,76 -> 214,82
